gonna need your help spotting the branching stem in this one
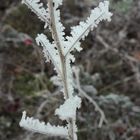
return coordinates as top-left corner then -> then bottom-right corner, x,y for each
47,1 -> 76,140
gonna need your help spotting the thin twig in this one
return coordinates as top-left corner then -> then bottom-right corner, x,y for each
73,67 -> 107,127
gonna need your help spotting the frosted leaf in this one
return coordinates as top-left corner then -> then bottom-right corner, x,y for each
64,1 -> 113,56
19,111 -> 68,137
55,96 -> 81,120
22,0 -> 49,28
36,33 -> 62,74
53,0 -> 63,8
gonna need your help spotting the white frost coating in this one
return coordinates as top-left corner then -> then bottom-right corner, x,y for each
19,111 -> 68,137
52,0 -> 65,53
53,0 -> 63,8
22,0 -> 49,28
67,122 -> 78,140
64,1 -> 113,56
36,33 -> 62,74
55,96 -> 82,120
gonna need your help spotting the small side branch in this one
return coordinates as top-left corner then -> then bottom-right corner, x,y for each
73,67 -> 107,127
36,33 -> 62,74
64,1 -> 112,56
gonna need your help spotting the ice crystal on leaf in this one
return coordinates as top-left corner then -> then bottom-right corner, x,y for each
55,96 -> 82,120
20,111 -> 68,137
20,0 -> 112,139
53,0 -> 63,8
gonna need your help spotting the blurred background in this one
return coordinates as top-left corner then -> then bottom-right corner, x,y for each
0,0 -> 140,140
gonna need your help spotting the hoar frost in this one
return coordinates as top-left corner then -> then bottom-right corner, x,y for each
20,0 -> 112,139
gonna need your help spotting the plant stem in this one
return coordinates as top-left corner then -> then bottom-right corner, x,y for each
47,1 -> 76,140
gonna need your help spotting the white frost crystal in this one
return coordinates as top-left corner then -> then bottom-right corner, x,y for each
53,0 -> 63,8
55,96 -> 82,120
20,111 -> 68,137
36,33 -> 62,73
22,0 -> 49,28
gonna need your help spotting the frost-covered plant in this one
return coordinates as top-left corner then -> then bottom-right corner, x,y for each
19,0 -> 112,140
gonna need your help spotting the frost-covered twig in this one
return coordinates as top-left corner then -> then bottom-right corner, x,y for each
73,67 -> 107,127
20,111 -> 68,137
22,0 -> 49,28
64,1 -> 112,56
20,0 -> 112,140
36,33 -> 62,74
